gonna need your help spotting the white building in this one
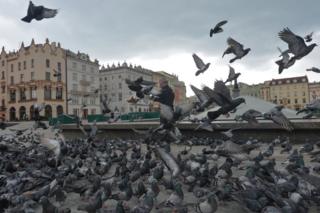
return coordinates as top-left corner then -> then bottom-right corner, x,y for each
99,62 -> 153,113
66,50 -> 100,117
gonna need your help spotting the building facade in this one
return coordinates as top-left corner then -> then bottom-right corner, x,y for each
1,39 -> 67,121
151,71 -> 187,111
227,82 -> 263,99
66,50 -> 100,117
99,62 -> 153,113
308,82 -> 320,102
261,76 -> 309,110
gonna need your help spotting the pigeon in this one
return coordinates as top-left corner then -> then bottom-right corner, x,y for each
190,85 -> 213,112
100,94 -> 111,115
21,1 -> 58,23
306,67 -> 320,73
304,32 -> 313,42
125,77 -> 155,98
210,20 -> 228,36
196,193 -> 218,213
224,65 -> 240,83
53,69 -> 61,77
192,53 -> 211,76
275,47 -> 296,74
297,99 -> 320,118
263,105 -> 294,131
278,28 -> 317,62
223,37 -> 251,63
127,96 -> 140,104
235,109 -> 263,125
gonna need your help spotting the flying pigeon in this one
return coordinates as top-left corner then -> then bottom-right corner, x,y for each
306,67 -> 320,73
304,32 -> 313,42
297,99 -> 320,118
263,105 -> 294,131
53,69 -> 61,77
192,53 -> 210,76
210,20 -> 228,37
278,28 -> 317,62
190,85 -> 213,111
224,65 -> 240,83
235,109 -> 263,125
223,37 -> 251,63
21,1 -> 58,23
275,47 -> 296,74
125,77 -> 155,98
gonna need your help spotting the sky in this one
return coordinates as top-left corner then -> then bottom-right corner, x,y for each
1,0 -> 320,96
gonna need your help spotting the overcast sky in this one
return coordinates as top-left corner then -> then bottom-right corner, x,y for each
1,0 -> 320,96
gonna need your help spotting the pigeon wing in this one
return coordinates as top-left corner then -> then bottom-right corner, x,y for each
215,20 -> 228,29
278,28 -> 306,56
190,85 -> 210,103
192,54 -> 205,69
42,8 -> 58,19
214,80 -> 232,102
271,112 -> 293,131
227,37 -> 244,55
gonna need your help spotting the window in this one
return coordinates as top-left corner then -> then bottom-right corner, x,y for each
73,108 -> 78,116
72,73 -> 77,81
1,86 -> 5,94
82,74 -> 86,80
46,59 -> 50,68
1,71 -> 4,80
31,59 -> 34,68
56,87 -> 63,100
72,84 -> 78,91
90,98 -> 95,105
20,88 -> 26,101
44,86 -> 51,99
31,72 -> 34,80
303,98 -> 306,103
23,61 -> 26,70
302,91 -> 305,96
10,76 -> 14,85
118,75 -> 121,79
91,109 -> 96,115
90,76 -> 95,84
45,72 -> 50,81
1,61 -> 4,66
18,62 -> 21,71
104,77 -> 107,80
10,90 -> 16,102
82,64 -> 86,71
294,91 -> 297,96
30,87 -> 36,99
20,74 -> 24,82
295,99 -> 298,104
104,84 -> 107,90
280,100 -> 283,104
288,99 -> 291,104
57,62 -> 61,71
118,93 -> 122,101
99,77 -> 102,81
90,67 -> 94,73
119,82 -> 122,89
11,64 -> 13,72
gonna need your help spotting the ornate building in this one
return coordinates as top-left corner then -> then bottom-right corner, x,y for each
99,62 -> 153,113
66,50 -> 100,117
261,76 -> 309,110
1,39 -> 67,121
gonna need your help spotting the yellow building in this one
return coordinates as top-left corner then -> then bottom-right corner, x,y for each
151,71 -> 187,111
261,76 -> 309,110
1,39 -> 67,121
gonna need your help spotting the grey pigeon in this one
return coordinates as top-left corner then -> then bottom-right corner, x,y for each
235,109 -> 263,125
222,37 -> 251,63
224,65 -> 240,83
125,77 -> 155,98
210,20 -> 228,36
196,193 -> 218,213
278,28 -> 317,62
275,47 -> 296,74
190,85 -> 213,112
297,99 -> 320,118
21,1 -> 58,23
304,32 -> 313,42
306,67 -> 320,73
192,53 -> 210,76
263,105 -> 294,131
